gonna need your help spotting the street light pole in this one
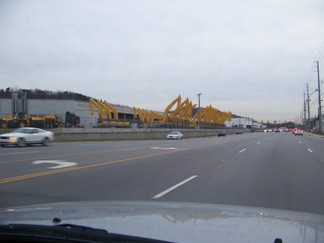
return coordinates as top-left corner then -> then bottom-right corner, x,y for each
306,83 -> 311,131
197,93 -> 202,129
317,61 -> 322,133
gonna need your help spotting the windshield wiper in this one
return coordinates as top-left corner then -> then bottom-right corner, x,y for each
0,223 -> 172,243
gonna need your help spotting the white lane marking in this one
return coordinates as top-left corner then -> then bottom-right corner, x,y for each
151,147 -> 177,150
239,148 -> 247,153
307,148 -> 313,153
298,141 -> 301,144
32,160 -> 78,169
0,151 -> 40,156
152,175 -> 197,199
257,142 -> 261,144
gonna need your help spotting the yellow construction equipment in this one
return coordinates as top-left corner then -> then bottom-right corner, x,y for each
89,98 -> 129,128
163,96 -> 198,127
89,98 -> 110,127
89,95 -> 231,129
133,107 -> 164,128
193,105 -> 232,128
0,113 -> 61,129
0,115 -> 14,128
163,95 -> 181,124
103,100 -> 118,120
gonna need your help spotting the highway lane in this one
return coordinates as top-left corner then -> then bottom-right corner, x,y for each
0,132 -> 324,215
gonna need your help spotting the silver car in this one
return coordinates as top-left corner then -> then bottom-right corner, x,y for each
0,127 -> 54,147
166,131 -> 183,140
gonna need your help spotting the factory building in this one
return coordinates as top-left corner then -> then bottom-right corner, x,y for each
225,117 -> 262,129
0,91 -> 133,128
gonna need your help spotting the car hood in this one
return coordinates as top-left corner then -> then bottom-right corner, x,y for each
0,201 -> 323,243
0,132 -> 24,137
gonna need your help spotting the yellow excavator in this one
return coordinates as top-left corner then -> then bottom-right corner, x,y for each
0,113 -> 61,129
163,95 -> 181,125
89,98 -> 110,127
0,115 -> 14,128
89,98 -> 130,128
133,107 -> 164,128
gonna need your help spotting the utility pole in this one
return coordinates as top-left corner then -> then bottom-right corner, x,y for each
306,83 -> 311,131
197,93 -> 202,129
304,91 -> 307,130
317,61 -> 322,133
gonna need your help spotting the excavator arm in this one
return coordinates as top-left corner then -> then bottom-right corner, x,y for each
164,95 -> 181,122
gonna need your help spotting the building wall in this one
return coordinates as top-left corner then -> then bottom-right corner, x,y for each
0,99 -> 11,116
225,117 -> 262,128
0,98 -> 98,128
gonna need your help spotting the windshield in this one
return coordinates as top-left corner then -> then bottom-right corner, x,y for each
12,128 -> 32,134
0,0 -> 324,242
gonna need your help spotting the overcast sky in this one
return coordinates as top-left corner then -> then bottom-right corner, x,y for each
1,0 -> 324,122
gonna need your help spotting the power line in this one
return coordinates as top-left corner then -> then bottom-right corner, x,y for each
315,41 -> 324,61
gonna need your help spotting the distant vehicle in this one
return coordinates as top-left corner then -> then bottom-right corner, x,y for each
274,128 -> 280,133
292,128 -> 298,134
295,129 -> 304,136
166,131 -> 183,140
284,128 -> 290,132
236,130 -> 242,135
0,127 -> 54,147
218,130 -> 226,137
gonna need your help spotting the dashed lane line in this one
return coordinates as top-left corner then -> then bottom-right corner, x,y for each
307,148 -> 314,153
152,175 -> 198,199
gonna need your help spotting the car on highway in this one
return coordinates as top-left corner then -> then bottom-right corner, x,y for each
295,129 -> 304,136
218,130 -> 226,137
0,127 -> 54,147
166,131 -> 183,140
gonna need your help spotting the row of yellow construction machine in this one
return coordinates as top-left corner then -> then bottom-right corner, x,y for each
89,95 -> 231,128
132,107 -> 165,128
130,95 -> 232,128
0,112 -> 80,129
89,98 -> 130,128
0,96 -> 231,129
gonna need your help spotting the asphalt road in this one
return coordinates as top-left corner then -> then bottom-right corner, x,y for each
1,131 -> 324,215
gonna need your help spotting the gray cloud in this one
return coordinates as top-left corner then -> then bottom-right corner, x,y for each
1,0 -> 323,122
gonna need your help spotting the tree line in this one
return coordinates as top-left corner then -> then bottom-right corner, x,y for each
0,88 -> 90,101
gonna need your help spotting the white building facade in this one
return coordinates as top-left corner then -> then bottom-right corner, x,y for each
225,117 -> 262,129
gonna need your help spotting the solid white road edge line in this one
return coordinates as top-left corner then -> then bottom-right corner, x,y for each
152,175 -> 198,199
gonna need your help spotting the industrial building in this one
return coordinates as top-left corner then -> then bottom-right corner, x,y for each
1,89 -> 234,129
0,91 -> 133,128
225,117 -> 262,129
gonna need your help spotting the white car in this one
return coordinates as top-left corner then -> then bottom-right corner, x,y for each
166,131 -> 183,140
0,127 -> 54,147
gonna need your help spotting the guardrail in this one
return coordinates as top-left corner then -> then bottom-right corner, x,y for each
0,127 -> 258,142
51,128 -> 255,142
